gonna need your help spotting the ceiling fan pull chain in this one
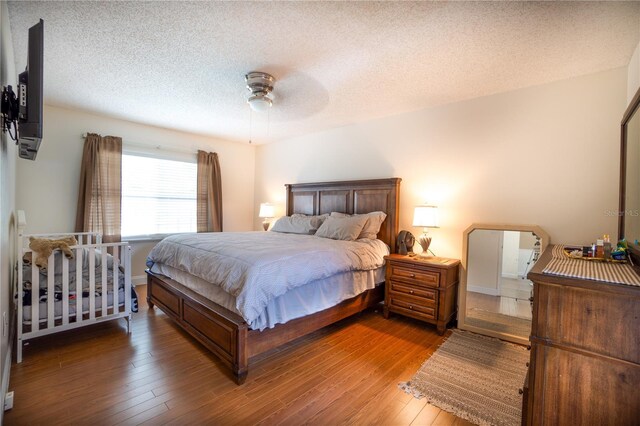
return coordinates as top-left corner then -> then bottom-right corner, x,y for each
249,108 -> 253,144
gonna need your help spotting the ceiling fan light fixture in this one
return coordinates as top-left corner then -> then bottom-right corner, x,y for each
245,71 -> 275,113
247,93 -> 273,112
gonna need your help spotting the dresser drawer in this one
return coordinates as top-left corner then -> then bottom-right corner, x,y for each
389,280 -> 437,301
388,294 -> 437,319
388,263 -> 440,288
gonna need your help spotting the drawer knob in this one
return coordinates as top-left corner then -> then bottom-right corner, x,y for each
410,273 -> 416,278
409,290 -> 414,294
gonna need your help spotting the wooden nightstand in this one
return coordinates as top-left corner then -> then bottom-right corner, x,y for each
383,254 -> 460,335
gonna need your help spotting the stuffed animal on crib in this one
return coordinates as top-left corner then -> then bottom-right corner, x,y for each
26,236 -> 78,271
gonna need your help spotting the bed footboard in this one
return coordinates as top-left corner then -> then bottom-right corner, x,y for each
146,270 -> 384,384
146,271 -> 249,383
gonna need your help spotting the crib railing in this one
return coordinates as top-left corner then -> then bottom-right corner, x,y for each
16,211 -> 132,363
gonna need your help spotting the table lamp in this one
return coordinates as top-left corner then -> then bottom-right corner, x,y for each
258,203 -> 275,231
412,205 -> 439,257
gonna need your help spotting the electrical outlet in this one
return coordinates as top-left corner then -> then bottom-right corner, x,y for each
4,391 -> 13,410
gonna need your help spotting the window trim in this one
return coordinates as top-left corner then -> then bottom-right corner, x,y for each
122,145 -> 197,164
123,232 -> 199,243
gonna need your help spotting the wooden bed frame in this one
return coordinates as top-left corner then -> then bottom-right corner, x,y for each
146,178 -> 401,384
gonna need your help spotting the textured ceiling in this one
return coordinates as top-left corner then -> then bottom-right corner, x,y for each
7,1 -> 640,144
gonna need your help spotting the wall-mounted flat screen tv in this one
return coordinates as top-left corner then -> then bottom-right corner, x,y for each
17,19 -> 43,160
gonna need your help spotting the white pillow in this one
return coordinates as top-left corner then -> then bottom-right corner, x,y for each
315,215 -> 369,241
271,214 -> 327,234
329,211 -> 387,239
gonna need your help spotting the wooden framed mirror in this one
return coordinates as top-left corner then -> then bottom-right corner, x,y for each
619,85 -> 640,268
458,223 -> 549,345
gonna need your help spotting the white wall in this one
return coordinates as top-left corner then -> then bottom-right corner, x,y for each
255,68 -> 627,259
16,105 -> 256,278
501,231 -> 520,279
0,0 -> 16,420
518,248 -> 534,277
467,229 -> 501,295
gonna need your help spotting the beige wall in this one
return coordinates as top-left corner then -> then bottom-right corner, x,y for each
519,231 -> 538,250
628,41 -> 640,104
16,105 -> 256,279
0,0 -> 16,419
255,68 -> 627,259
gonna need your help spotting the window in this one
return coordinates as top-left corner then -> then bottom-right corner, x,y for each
121,151 -> 197,239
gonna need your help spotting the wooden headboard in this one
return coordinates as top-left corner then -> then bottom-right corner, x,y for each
285,178 -> 401,253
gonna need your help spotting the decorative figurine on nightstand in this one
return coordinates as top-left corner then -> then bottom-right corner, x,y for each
396,230 -> 415,255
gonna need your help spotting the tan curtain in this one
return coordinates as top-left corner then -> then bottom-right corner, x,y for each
196,150 -> 223,232
75,133 -> 122,243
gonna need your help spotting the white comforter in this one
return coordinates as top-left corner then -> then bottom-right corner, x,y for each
146,231 -> 389,324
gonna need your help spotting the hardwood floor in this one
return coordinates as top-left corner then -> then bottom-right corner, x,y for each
498,277 -> 531,300
5,285 -> 471,425
466,291 -> 532,320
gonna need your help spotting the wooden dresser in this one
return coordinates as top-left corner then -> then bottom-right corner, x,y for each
525,246 -> 640,425
383,254 -> 460,335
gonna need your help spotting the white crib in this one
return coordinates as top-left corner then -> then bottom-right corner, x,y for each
16,211 -> 132,362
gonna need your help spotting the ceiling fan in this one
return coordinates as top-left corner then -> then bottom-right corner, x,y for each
245,71 -> 275,113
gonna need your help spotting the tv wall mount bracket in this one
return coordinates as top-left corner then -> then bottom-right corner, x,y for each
1,85 -> 20,142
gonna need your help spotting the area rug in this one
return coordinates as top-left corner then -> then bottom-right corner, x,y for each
399,330 -> 529,426
466,308 -> 531,338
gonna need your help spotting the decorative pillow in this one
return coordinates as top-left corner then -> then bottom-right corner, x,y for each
315,215 -> 369,241
359,211 -> 387,239
271,214 -> 327,234
329,211 -> 387,239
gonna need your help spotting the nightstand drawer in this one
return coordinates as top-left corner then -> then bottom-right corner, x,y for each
388,264 -> 440,288
389,280 -> 437,301
388,294 -> 437,319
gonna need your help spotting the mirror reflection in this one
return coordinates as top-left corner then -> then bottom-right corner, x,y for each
623,107 -> 640,242
463,228 -> 544,342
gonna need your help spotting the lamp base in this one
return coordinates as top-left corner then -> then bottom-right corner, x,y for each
418,233 -> 432,256
262,221 -> 269,231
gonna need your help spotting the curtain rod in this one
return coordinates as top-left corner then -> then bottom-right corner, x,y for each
80,133 -> 198,156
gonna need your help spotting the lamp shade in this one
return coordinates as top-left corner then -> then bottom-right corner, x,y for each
413,205 -> 439,228
258,203 -> 275,218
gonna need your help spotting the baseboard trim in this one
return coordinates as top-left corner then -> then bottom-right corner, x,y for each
1,325 -> 13,419
467,285 -> 500,297
501,273 -> 519,279
132,275 -> 147,286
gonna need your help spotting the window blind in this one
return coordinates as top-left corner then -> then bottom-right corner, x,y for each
121,153 -> 197,239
